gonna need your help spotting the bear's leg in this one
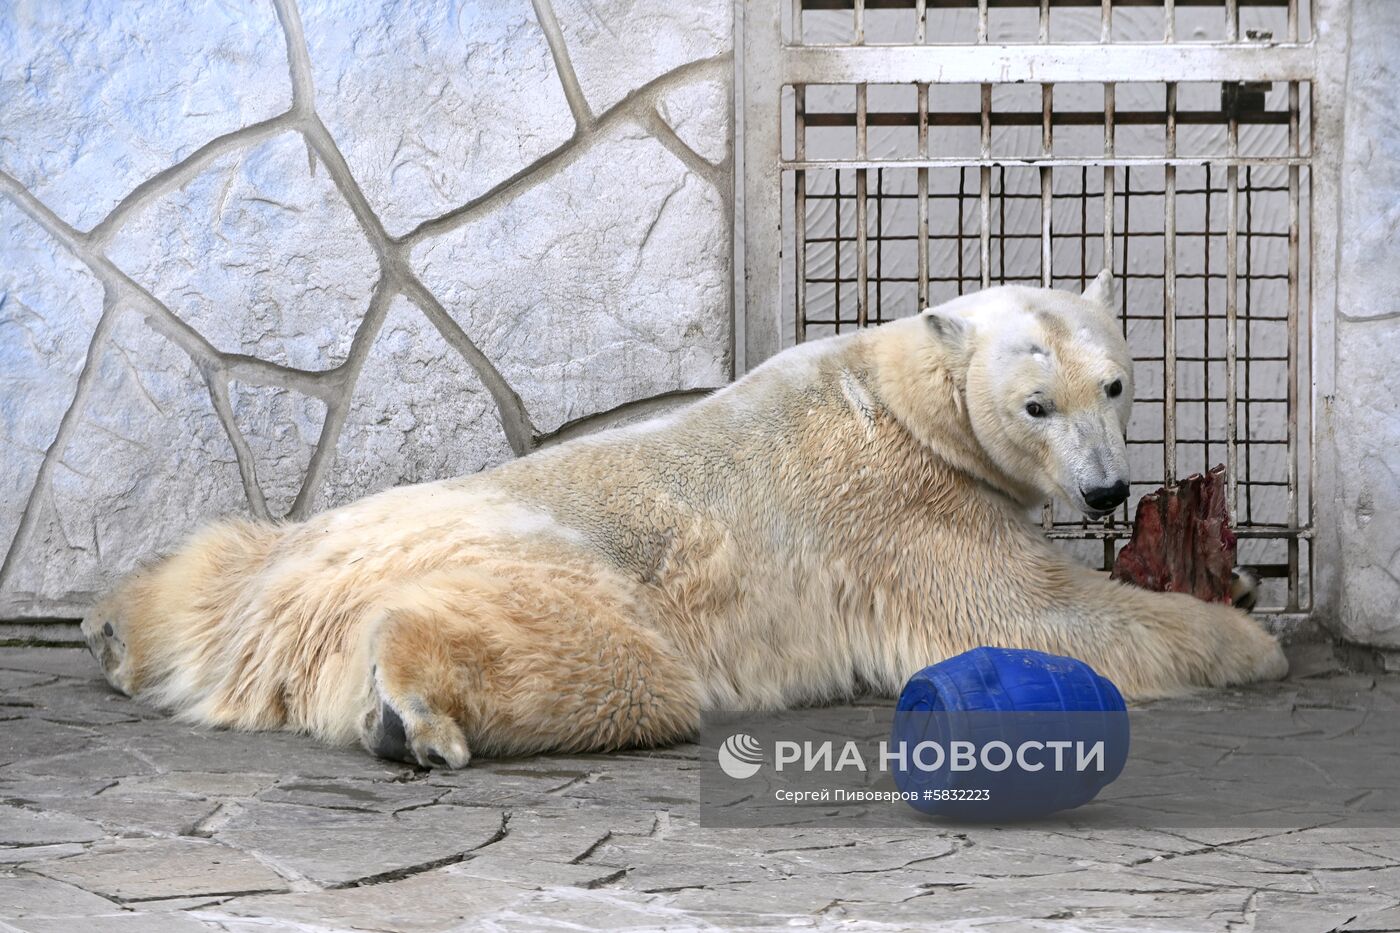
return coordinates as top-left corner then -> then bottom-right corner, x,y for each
1045,569 -> 1288,698
357,565 -> 702,768
82,518 -> 284,704
889,541 -> 1286,700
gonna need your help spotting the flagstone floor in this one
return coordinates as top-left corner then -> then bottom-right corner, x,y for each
1,646 -> 1397,932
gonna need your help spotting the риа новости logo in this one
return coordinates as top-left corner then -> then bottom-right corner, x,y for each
718,733 -> 765,779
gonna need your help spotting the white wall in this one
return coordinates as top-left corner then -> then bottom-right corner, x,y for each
0,0 -> 733,618
1322,0 -> 1400,649
3,0 -> 1394,651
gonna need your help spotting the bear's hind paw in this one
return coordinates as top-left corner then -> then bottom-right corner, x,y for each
362,687 -> 470,770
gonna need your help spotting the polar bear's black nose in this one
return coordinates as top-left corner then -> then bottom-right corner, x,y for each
1083,481 -> 1130,512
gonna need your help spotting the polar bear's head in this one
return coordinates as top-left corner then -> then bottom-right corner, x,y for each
898,272 -> 1134,518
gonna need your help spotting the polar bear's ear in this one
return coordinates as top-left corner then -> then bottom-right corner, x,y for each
1082,269 -> 1115,309
922,308 -> 970,354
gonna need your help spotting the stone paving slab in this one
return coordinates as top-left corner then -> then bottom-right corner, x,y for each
32,838 -> 290,903
0,647 -> 1397,931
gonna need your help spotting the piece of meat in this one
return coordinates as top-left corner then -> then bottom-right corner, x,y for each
1110,464 -> 1236,604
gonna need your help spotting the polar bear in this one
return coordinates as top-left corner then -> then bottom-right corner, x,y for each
82,273 -> 1286,768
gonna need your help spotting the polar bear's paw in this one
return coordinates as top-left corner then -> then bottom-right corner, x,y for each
1247,631 -> 1290,683
81,605 -> 132,696
362,674 -> 471,770
1217,602 -> 1289,685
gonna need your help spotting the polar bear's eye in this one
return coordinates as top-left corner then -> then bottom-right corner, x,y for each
1025,401 -> 1047,418
1106,379 -> 1123,398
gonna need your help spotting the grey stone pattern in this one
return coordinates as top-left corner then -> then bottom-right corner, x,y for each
1327,0 -> 1400,650
0,0 -> 733,619
0,647 -> 1398,930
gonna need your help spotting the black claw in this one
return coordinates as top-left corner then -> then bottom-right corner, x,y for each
425,749 -> 447,768
102,621 -> 114,637
370,700 -> 410,763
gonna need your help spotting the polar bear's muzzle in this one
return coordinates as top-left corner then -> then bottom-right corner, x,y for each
1054,411 -> 1131,519
1081,480 -> 1130,517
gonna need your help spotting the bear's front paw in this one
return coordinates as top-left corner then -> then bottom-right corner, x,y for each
1250,636 -> 1290,683
361,677 -> 471,769
1224,610 -> 1289,685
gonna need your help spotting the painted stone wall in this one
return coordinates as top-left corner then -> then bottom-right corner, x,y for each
0,0 -> 732,618
1324,0 -> 1400,649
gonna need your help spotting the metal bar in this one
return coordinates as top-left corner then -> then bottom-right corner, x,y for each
1103,83 -> 1115,284
795,83 -> 808,344
956,169 -> 967,294
781,156 -> 1313,169
1132,432 -> 1289,440
1150,393 -> 1289,403
801,235 -> 1293,251
739,0 -> 783,370
797,0 -> 1300,7
998,166 -> 1007,283
1165,0 -> 1175,42
1040,0 -> 1050,42
1041,84 -> 1053,288
1243,165 -> 1253,524
978,0 -> 988,43
1227,0 -> 1240,41
1164,82 -> 1178,484
857,83 -> 868,157
1044,526 -> 1315,541
1040,79 -> 1053,535
794,0 -> 806,343
980,83 -> 991,288
1204,162 -> 1213,466
1306,77 -> 1317,610
781,44 -> 1316,86
1287,80 -> 1301,608
1101,0 -> 1112,42
1309,0 -> 1345,621
855,0 -> 865,43
1101,150 -> 1115,566
1225,110 -> 1240,518
857,172 -> 869,325
792,288 -> 1298,306
1121,166 -> 1132,319
801,110 -> 1295,128
856,83 -> 869,327
918,81 -> 929,309
835,170 -> 844,330
875,167 -> 884,323
1080,166 -> 1088,290
798,187 -> 1299,204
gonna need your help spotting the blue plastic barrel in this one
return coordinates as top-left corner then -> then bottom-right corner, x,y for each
890,647 -> 1129,821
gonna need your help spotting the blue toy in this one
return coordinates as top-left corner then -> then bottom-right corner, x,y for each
890,647 -> 1129,821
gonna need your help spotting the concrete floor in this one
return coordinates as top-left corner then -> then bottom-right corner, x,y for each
1,646 -> 1398,932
